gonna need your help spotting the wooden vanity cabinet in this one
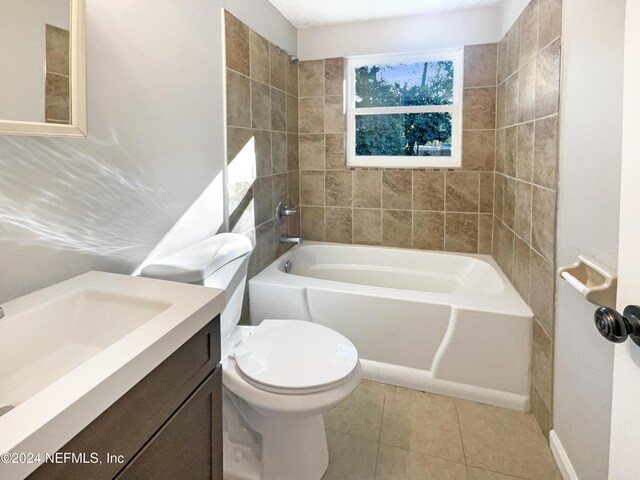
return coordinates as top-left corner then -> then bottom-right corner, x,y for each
27,317 -> 223,480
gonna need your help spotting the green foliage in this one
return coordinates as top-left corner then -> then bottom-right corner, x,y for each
355,62 -> 454,157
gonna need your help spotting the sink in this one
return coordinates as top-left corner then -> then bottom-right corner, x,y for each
0,289 -> 171,408
0,271 -> 224,480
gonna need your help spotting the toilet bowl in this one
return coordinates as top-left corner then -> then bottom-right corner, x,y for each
141,234 -> 361,480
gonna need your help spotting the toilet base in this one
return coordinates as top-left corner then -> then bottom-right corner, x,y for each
260,413 -> 329,480
223,401 -> 329,480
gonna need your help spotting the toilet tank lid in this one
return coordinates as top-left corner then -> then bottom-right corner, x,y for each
140,233 -> 253,284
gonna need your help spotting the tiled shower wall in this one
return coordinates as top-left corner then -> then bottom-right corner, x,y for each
492,0 -> 562,435
297,45 -> 499,253
224,12 -> 300,285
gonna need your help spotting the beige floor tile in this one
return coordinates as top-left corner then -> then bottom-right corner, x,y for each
467,466 -> 523,480
325,380 -> 388,441
375,444 -> 468,480
322,430 -> 378,480
456,400 -> 561,480
380,387 -> 464,463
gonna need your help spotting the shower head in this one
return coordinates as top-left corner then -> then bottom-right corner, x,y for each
276,47 -> 298,65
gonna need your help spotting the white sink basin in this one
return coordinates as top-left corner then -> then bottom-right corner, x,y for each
0,271 -> 224,480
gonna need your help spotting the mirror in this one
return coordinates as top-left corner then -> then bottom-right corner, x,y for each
0,0 -> 86,137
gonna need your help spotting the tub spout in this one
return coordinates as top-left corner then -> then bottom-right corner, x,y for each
280,235 -> 302,245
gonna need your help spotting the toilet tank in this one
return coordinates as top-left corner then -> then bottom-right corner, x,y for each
141,233 -> 253,341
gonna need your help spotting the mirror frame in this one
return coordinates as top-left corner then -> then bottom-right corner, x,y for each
0,0 -> 86,137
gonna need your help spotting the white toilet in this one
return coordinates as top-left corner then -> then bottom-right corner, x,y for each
141,233 -> 362,480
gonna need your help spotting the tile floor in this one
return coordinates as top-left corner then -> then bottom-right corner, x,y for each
322,381 -> 562,480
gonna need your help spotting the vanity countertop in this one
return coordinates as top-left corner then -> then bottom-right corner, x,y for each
0,271 -> 224,480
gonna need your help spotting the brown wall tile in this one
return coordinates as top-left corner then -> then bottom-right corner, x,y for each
504,126 -> 517,177
464,44 -> 498,87
272,132 -> 288,174
516,123 -> 534,181
354,170 -> 382,208
514,181 -> 532,242
271,88 -> 286,132
536,39 -> 561,118
413,211 -> 445,250
382,210 -> 412,248
520,0 -> 539,64
300,171 -> 325,205
286,94 -> 299,133
325,58 -> 345,96
301,206 -> 325,241
326,208 -> 353,243
505,73 -> 519,127
288,170 -> 300,206
299,97 -> 325,133
533,320 -> 553,408
413,171 -> 445,211
285,59 -> 299,96
462,130 -> 496,171
226,71 -> 250,127
299,60 -> 325,97
227,127 -> 253,164
325,170 -> 353,206
286,133 -> 299,171
445,213 -> 479,253
353,209 -> 382,246
518,59 -> 536,123
254,176 -> 273,225
507,19 -> 521,76
251,80 -> 271,129
533,115 -> 558,189
479,172 -> 494,214
503,177 -> 516,229
539,0 -> 562,48
447,172 -> 480,212
325,134 -> 345,169
324,96 -> 345,134
225,12 -> 249,75
531,186 -> 556,262
530,251 -> 555,337
269,43 -> 286,90
45,25 -> 69,77
382,171 -> 412,209
299,134 -> 325,170
479,214 -> 494,254
463,87 -> 497,129
513,236 -> 531,302
249,31 -> 269,84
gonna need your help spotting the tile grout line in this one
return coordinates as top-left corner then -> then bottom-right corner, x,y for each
372,388 -> 388,479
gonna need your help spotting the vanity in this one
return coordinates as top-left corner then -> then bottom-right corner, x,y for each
0,272 -> 225,480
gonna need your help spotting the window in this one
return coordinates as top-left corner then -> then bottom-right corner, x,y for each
346,49 -> 464,168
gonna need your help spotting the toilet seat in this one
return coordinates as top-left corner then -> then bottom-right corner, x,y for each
232,320 -> 358,395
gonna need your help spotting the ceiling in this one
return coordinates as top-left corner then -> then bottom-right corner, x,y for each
268,0 -> 503,28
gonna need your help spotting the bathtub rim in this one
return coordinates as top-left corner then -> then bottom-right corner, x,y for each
251,241 -> 533,319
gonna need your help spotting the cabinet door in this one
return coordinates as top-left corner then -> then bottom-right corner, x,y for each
116,366 -> 222,480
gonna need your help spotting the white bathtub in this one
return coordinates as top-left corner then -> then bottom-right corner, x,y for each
249,242 -> 534,411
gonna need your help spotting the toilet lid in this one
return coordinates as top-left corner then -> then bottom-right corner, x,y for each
233,320 -> 358,394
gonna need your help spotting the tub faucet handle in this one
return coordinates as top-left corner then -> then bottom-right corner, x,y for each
275,201 -> 297,224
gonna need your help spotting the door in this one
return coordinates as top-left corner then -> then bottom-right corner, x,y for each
608,0 -> 640,478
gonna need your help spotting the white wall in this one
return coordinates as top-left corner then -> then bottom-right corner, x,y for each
0,0 -> 295,304
298,6 -> 501,60
499,0 -> 529,36
0,0 -> 69,122
554,0 -> 625,478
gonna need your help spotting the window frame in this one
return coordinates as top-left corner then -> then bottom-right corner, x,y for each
345,48 -> 465,168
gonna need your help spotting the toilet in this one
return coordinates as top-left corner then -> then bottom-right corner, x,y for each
141,233 -> 362,480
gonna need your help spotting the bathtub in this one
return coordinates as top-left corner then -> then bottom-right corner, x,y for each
248,242 -> 534,411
